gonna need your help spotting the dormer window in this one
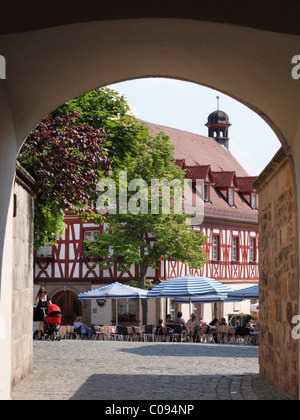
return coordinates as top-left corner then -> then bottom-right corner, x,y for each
228,187 -> 235,206
186,165 -> 215,204
213,171 -> 238,208
251,193 -> 257,209
204,184 -> 210,202
236,177 -> 258,210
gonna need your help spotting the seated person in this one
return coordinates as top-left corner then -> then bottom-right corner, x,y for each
198,315 -> 205,326
219,318 -> 227,326
243,315 -> 256,332
155,319 -> 164,334
174,312 -> 187,329
186,313 -> 200,341
73,316 -> 92,338
173,312 -> 187,340
165,314 -> 174,333
206,318 -> 219,342
155,319 -> 166,340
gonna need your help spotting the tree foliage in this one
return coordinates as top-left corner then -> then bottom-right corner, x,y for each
18,87 -> 147,248
18,112 -> 110,248
52,87 -> 150,168
86,130 -> 209,324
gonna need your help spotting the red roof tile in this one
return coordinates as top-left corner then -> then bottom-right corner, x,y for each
237,176 -> 257,193
143,120 -> 258,225
186,165 -> 215,183
213,171 -> 238,189
174,159 -> 186,170
145,121 -> 249,177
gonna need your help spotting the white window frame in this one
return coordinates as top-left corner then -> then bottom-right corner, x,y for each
118,298 -> 136,316
232,236 -> 239,262
83,230 -> 99,252
250,238 -> 256,262
37,243 -> 52,257
228,188 -> 234,206
212,235 -> 220,261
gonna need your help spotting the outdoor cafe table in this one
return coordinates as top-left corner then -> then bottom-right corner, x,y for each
60,325 -> 74,339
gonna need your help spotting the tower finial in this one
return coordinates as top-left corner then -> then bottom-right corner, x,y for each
217,96 -> 220,111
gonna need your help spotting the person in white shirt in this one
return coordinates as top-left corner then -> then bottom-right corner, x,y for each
186,313 -> 200,342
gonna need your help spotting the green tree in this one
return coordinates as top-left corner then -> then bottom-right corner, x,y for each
53,87 -> 150,168
18,87 -> 148,248
86,131 -> 209,324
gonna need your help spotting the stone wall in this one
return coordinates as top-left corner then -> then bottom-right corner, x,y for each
11,163 -> 37,387
254,148 -> 299,398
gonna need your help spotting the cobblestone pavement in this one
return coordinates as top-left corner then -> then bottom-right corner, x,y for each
12,341 -> 293,400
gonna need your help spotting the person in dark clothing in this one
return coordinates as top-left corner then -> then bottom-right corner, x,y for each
35,287 -> 52,332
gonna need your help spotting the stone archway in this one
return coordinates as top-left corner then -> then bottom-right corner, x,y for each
1,10 -> 300,399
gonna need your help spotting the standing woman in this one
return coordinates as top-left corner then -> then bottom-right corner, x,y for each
35,287 -> 52,332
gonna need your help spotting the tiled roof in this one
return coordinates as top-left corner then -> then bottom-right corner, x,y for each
146,121 -> 248,176
186,165 -> 214,183
213,171 -> 238,189
144,120 -> 258,225
237,176 -> 257,193
174,159 -> 187,170
204,187 -> 257,224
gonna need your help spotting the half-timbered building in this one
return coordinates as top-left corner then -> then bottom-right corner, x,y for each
34,109 -> 259,325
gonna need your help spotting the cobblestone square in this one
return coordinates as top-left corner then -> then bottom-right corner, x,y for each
12,341 -> 293,400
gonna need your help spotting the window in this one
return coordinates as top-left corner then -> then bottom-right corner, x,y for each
251,193 -> 257,209
250,238 -> 256,262
233,302 -> 241,313
118,298 -> 136,317
212,235 -> 220,261
204,184 -> 210,202
37,243 -> 52,257
228,188 -> 234,206
83,230 -> 99,252
232,236 -> 239,262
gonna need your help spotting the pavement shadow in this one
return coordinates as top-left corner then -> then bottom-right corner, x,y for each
69,373 -> 226,400
117,343 -> 259,358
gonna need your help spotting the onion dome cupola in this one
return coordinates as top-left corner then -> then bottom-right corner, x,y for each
206,97 -> 231,152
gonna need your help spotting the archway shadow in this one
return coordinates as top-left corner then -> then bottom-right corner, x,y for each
69,372 -> 254,400
117,343 -> 259,358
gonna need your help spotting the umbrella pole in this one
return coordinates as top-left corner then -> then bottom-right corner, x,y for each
116,299 -> 118,327
165,298 -> 168,323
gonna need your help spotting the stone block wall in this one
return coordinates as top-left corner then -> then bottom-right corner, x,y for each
254,148 -> 299,398
11,164 -> 37,387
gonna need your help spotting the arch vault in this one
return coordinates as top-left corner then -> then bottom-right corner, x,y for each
1,2 -> 300,399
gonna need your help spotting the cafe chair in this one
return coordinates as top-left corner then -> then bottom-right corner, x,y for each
171,324 -> 184,342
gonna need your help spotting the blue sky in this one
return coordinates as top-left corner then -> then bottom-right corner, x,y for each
108,78 -> 281,176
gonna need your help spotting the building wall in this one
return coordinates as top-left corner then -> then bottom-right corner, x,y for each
254,148 -> 299,398
11,164 -> 37,388
166,224 -> 259,283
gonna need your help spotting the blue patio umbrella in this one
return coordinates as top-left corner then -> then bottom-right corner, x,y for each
227,285 -> 259,300
78,282 -> 148,325
147,275 -> 232,298
175,294 -> 243,304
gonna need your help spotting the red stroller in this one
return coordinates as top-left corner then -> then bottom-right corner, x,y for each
38,304 -> 62,341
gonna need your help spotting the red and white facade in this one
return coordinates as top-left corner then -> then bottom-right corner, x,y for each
34,115 -> 259,325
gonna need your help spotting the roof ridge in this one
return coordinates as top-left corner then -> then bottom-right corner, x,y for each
186,164 -> 211,168
139,119 -> 212,139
